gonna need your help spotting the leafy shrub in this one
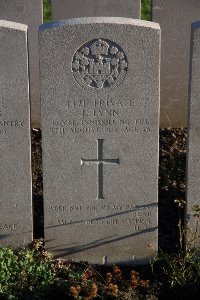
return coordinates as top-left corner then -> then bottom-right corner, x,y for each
0,241 -> 55,299
0,238 -> 199,299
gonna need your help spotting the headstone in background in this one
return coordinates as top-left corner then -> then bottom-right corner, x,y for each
0,0 -> 43,128
187,21 -> 200,247
152,0 -> 200,128
0,20 -> 32,247
51,0 -> 141,20
39,17 -> 160,264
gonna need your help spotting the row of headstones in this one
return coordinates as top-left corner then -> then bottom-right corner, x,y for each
0,10 -> 199,265
0,0 -> 200,128
1,17 -> 159,264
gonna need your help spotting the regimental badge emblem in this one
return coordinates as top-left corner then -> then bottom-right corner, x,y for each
72,39 -> 128,90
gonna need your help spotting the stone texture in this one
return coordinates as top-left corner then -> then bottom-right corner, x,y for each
187,22 -> 200,247
0,20 -> 32,247
0,0 -> 43,128
51,0 -> 141,20
39,17 -> 160,264
152,0 -> 200,128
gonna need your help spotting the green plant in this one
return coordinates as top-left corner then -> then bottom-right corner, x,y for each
141,0 -> 151,21
43,0 -> 52,23
0,203 -> 199,299
187,204 -> 200,250
0,242 -> 55,298
152,203 -> 200,298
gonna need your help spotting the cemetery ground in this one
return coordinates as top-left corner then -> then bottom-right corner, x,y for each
0,128 -> 199,299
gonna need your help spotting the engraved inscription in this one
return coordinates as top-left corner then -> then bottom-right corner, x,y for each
54,218 -> 151,231
49,95 -> 152,136
50,118 -> 151,135
0,120 -> 25,127
81,139 -> 119,200
49,205 -> 156,233
48,204 -> 154,216
0,224 -> 17,230
0,101 -> 26,136
72,39 -> 128,90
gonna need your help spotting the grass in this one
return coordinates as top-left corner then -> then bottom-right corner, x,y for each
141,0 -> 151,21
43,0 -> 52,23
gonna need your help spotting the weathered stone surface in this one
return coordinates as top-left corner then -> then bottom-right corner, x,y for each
0,20 -> 32,247
51,0 -> 141,20
0,0 -> 43,128
152,0 -> 200,128
39,17 -> 160,264
187,22 -> 200,247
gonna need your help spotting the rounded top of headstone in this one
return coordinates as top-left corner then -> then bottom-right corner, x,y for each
39,17 -> 160,32
0,20 -> 27,31
192,21 -> 200,30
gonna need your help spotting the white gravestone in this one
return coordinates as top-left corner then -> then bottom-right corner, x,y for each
152,0 -> 200,128
39,17 -> 160,264
51,0 -> 141,20
0,20 -> 32,247
0,0 -> 43,128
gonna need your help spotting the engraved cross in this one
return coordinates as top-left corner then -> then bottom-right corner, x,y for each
81,139 -> 119,200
